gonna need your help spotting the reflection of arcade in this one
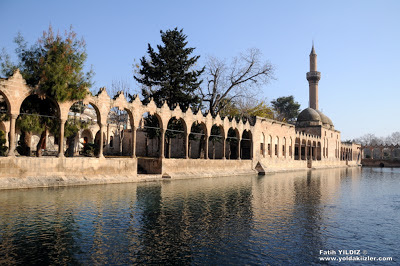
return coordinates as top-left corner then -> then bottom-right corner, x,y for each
134,178 -> 253,264
251,168 -> 360,262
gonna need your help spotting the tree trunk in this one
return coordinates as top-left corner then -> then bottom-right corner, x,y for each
18,131 -> 32,156
212,141 -> 215,159
119,130 -> 124,156
36,130 -> 47,157
66,134 -> 76,157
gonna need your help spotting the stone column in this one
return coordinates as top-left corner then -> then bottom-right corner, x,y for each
98,124 -> 104,158
131,126 -> 136,158
204,134 -> 208,159
58,119 -> 66,157
160,129 -> 165,158
7,114 -> 18,157
222,137 -> 226,159
238,138 -> 241,160
107,124 -> 110,146
185,131 -> 189,159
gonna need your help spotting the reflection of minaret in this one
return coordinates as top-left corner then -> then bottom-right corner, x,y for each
306,43 -> 321,110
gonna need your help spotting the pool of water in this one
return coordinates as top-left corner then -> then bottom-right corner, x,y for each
0,167 -> 399,264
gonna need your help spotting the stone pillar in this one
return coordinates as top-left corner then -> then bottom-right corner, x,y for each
204,134 -> 208,159
305,145 -> 308,160
222,137 -> 226,159
98,124 -> 104,158
185,131 -> 189,159
58,119 -> 66,157
7,114 -> 18,157
131,126 -> 136,158
371,148 -> 374,159
160,129 -> 165,158
238,138 -> 241,160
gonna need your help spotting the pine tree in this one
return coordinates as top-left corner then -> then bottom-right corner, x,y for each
134,28 -> 204,111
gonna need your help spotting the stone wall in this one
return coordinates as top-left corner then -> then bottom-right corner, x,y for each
0,156 -> 137,189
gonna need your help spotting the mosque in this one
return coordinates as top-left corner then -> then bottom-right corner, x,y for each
0,45 -> 361,187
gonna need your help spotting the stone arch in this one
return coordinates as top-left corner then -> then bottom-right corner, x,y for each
283,137 -> 287,158
295,137 -> 301,160
226,127 -> 240,159
307,140 -> 312,160
0,90 -> 11,114
301,139 -> 307,160
105,105 -> 133,157
209,124 -> 224,159
17,94 -> 61,156
275,136 -> 279,157
136,112 -> 162,158
241,129 -> 252,160
81,129 -> 93,144
311,141 -> 316,160
165,117 -> 187,158
189,121 -> 207,159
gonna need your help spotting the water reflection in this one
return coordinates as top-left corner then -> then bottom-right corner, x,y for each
0,167 -> 398,264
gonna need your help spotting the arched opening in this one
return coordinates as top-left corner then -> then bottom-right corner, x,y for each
295,138 -> 300,160
289,137 -> 293,158
189,122 -> 207,159
383,147 -> 391,159
312,141 -> 317,160
373,148 -> 382,160
17,95 -> 60,156
226,128 -> 239,159
282,137 -> 286,158
274,136 -> 279,157
165,117 -> 186,158
241,130 -> 252,160
301,139 -> 306,160
379,162 -> 385,167
209,125 -> 224,159
105,107 -> 132,157
307,140 -> 312,160
0,93 -> 9,156
136,112 -> 162,158
317,141 -> 322,160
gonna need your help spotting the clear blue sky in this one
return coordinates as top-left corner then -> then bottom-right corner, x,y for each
1,0 -> 399,140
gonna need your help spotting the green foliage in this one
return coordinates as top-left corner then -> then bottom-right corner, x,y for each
0,130 -> 7,156
16,115 -> 42,133
82,143 -> 98,157
134,28 -> 204,111
64,119 -> 88,138
271,95 -> 300,123
219,99 -> 274,120
0,25 -> 93,102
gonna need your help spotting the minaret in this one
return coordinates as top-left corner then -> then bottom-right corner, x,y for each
306,44 -> 321,110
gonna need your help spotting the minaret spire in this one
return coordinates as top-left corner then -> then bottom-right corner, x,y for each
306,43 -> 321,110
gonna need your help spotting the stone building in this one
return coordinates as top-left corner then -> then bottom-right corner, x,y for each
0,46 -> 361,186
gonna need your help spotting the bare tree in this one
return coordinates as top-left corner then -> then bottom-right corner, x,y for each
200,48 -> 274,116
107,79 -> 133,156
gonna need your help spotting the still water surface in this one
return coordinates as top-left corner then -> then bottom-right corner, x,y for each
0,167 -> 399,265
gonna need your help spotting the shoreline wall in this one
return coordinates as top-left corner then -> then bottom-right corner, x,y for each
0,156 -> 360,190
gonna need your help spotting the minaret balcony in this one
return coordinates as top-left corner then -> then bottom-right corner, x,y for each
306,71 -> 321,81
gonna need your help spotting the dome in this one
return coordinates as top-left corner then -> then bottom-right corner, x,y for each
314,110 -> 334,127
297,108 -> 321,122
